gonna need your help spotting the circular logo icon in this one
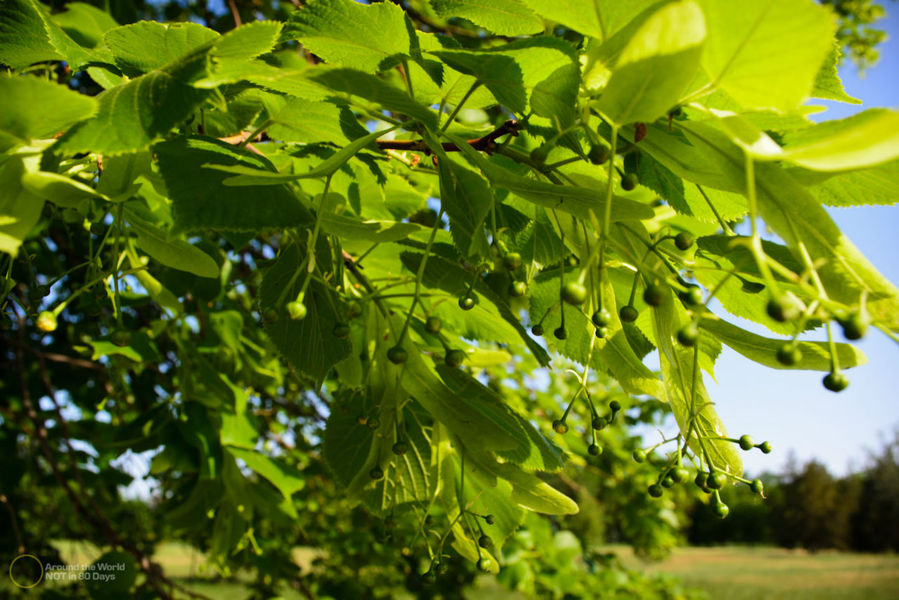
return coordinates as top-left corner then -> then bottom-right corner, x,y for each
9,554 -> 43,589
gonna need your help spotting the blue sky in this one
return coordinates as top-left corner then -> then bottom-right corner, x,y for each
705,7 -> 899,477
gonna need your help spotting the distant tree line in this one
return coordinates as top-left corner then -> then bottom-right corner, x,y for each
688,431 -> 899,552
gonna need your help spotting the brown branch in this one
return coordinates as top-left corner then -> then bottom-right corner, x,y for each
375,119 -> 520,154
0,494 -> 25,554
227,0 -> 242,27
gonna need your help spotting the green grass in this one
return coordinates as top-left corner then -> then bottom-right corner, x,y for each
611,545 -> 899,600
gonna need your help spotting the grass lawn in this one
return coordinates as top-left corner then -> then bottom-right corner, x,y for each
612,545 -> 899,600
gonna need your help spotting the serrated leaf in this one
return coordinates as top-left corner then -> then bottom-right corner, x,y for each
0,77 -> 97,151
521,0 -> 657,42
811,42 -> 860,105
793,160 -> 899,207
488,461 -> 578,515
596,0 -> 705,126
104,21 -> 219,75
267,100 -> 369,145
0,158 -> 44,256
226,447 -> 305,499
285,0 -> 412,73
698,0 -> 834,112
0,0 -> 96,70
436,154 -> 492,258
212,20 -> 282,62
321,214 -> 422,242
127,211 -> 219,278
431,0 -> 543,36
52,2 -> 119,49
155,136 -> 310,233
700,318 -> 867,371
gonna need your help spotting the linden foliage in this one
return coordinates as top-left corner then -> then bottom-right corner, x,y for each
2,0 -> 898,584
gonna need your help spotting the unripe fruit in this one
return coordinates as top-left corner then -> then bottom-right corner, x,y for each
680,285 -> 703,307
677,323 -> 699,347
840,311 -> 869,340
643,282 -> 666,307
369,466 -> 384,480
531,324 -> 544,336
619,305 -> 638,323
648,483 -> 663,498
503,252 -> 522,271
715,502 -> 730,518
750,479 -> 764,494
661,474 -> 675,488
759,441 -> 772,454
476,557 -> 493,573
592,308 -> 612,328
632,449 -> 646,463
346,300 -> 363,319
36,311 -> 57,332
445,349 -> 466,368
485,514 -> 495,525
588,443 -> 601,456
776,343 -> 802,366
588,144 -> 611,165
458,296 -> 475,311
767,294 -> 800,322
621,172 -> 639,191
672,467 -> 690,483
367,417 -> 381,430
553,326 -> 567,340
561,281 -> 588,305
823,371 -> 849,392
739,434 -> 755,451
595,327 -> 608,338
674,232 -> 694,251
287,301 -> 307,320
387,345 -> 408,364
392,442 -> 409,455
333,323 -> 350,339
694,472 -> 709,489
707,472 -> 726,490
592,416 -> 608,430
478,535 -> 491,548
609,400 -> 621,412
552,419 -> 568,434
425,316 -> 442,334
508,281 -> 528,297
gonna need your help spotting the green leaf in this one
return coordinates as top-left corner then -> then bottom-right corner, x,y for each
321,214 -> 423,242
212,20 -> 282,62
267,100 -> 369,145
488,461 -> 578,515
52,2 -> 119,49
155,136 -> 310,233
778,109 -> 899,171
520,0 -> 657,42
226,447 -> 305,499
596,0 -> 705,126
0,77 -> 97,151
285,0 -> 412,73
20,170 -> 106,208
127,250 -> 183,315
259,243 -> 351,385
698,0 -> 834,112
700,318 -> 867,371
431,0 -> 543,36
219,385 -> 258,450
104,21 -> 219,75
811,42 -> 861,105
0,0 -> 96,70
126,210 -> 219,278
0,157 -> 44,256
436,155 -> 493,258
792,160 -> 899,207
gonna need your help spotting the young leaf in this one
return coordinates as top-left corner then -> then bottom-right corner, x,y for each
0,77 -> 96,151
127,211 -> 220,278
431,0 -> 543,36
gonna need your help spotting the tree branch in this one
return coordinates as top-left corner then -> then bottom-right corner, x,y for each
375,119 -> 520,154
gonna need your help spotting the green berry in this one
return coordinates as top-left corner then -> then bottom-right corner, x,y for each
672,467 -> 690,484
648,483 -> 663,498
531,324 -> 544,336
767,294 -> 800,322
643,282 -> 666,307
694,472 -> 709,490
715,502 -> 730,519
707,472 -> 727,490
595,327 -> 608,338
485,514 -> 495,525
677,323 -> 699,347
367,417 -> 381,430
592,308 -> 612,328
823,371 -> 849,392
609,400 -> 621,412
287,300 -> 307,320
553,326 -> 567,340
508,281 -> 528,297
387,345 -> 408,364
592,416 -> 608,430
333,323 -> 350,339
347,300 -> 363,319
776,343 -> 802,366
739,434 -> 755,451
588,443 -> 601,456
445,349 -> 466,368
619,305 -> 638,323
840,311 -> 869,340
632,449 -> 646,463
552,419 -> 568,434
392,442 -> 409,455
561,281 -> 588,306
111,330 -> 131,347
425,316 -> 442,334
503,252 -> 522,271
478,535 -> 491,548
759,441 -> 772,454
674,232 -> 694,251
588,144 -> 610,165
476,557 -> 494,573
750,479 -> 764,494
680,285 -> 704,307
36,311 -> 57,333
369,466 -> 384,480
621,172 -> 639,191
661,474 -> 675,488
458,295 -> 476,311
